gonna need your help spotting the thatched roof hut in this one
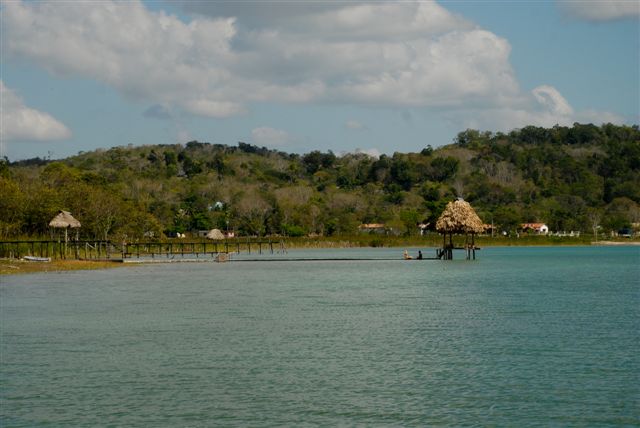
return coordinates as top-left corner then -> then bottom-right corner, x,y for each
206,228 -> 225,240
49,210 -> 81,229
49,211 -> 81,254
436,199 -> 484,234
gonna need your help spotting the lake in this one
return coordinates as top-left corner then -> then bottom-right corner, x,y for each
1,246 -> 639,426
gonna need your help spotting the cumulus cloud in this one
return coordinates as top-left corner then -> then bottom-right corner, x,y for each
455,84 -> 625,132
186,1 -> 473,36
0,81 -> 72,142
531,85 -> 574,117
184,1 -> 344,28
2,0 -> 623,135
558,0 -> 640,21
2,0 -> 238,118
251,127 -> 292,146
1,0 -> 519,117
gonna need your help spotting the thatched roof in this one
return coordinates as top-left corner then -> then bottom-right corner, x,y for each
206,228 -> 225,240
436,199 -> 484,234
49,210 -> 81,228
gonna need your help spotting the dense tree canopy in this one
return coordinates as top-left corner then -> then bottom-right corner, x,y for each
1,123 -> 638,240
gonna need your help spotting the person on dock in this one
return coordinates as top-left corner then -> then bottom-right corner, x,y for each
403,250 -> 412,260
417,250 -> 423,260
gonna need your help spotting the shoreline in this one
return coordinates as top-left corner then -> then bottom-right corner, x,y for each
590,240 -> 640,246
2,241 -> 638,275
0,259 -> 128,276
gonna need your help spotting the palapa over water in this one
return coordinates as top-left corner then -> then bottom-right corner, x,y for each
49,210 -> 81,229
436,199 -> 484,234
436,199 -> 483,260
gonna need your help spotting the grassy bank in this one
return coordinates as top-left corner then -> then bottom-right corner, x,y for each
0,259 -> 126,276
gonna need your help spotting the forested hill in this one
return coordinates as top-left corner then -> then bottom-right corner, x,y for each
1,123 -> 639,240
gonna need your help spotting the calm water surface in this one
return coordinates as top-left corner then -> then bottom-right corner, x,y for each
1,246 -> 639,426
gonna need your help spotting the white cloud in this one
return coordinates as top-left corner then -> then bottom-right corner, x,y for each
2,0 -> 624,135
0,81 -> 72,142
558,0 -> 640,21
454,84 -> 625,132
184,100 -> 246,118
2,0 -> 238,118
184,1 -> 343,28
1,0 -> 519,116
251,127 -> 292,146
531,85 -> 574,117
187,1 -> 473,36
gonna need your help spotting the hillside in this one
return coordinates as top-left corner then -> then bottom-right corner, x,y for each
1,123 -> 639,240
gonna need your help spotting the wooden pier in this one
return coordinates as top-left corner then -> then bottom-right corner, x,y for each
120,239 -> 286,260
0,239 -> 286,261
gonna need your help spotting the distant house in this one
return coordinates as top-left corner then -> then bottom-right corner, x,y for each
359,223 -> 386,234
521,223 -> 549,235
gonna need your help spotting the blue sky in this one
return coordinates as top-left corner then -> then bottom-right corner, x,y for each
1,0 -> 638,161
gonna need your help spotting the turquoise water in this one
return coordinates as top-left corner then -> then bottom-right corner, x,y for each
1,246 -> 639,426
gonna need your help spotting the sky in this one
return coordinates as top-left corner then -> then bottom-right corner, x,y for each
1,0 -> 638,161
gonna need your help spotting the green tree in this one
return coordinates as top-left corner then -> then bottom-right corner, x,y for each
0,177 -> 25,237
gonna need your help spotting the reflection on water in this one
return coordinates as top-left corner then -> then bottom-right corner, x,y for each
2,246 -> 639,426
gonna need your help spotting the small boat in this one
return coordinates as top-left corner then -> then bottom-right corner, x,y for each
23,256 -> 51,262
